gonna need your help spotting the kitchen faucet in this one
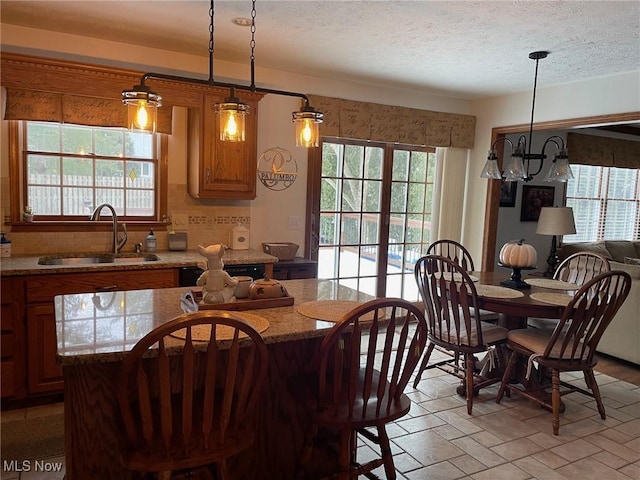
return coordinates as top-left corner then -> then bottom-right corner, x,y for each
89,203 -> 127,254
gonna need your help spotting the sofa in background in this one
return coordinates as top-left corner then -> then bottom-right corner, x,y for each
559,240 -> 640,365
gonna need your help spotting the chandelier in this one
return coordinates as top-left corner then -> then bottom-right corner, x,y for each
122,0 -> 323,147
480,51 -> 573,182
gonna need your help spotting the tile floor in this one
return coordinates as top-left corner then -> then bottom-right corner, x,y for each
1,358 -> 639,480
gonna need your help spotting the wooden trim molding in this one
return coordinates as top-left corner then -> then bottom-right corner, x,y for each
0,53 -> 263,132
481,111 -> 640,272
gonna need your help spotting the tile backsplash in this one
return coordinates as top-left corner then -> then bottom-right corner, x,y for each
1,184 -> 252,255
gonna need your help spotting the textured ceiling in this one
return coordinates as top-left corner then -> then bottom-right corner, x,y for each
1,0 -> 639,100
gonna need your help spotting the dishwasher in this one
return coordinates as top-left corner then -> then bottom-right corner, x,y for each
178,264 -> 266,287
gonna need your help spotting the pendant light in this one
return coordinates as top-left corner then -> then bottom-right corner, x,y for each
480,51 -> 573,183
216,87 -> 249,142
293,103 -> 324,147
122,83 -> 161,134
122,0 -> 323,147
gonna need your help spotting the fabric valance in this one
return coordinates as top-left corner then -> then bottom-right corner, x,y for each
567,132 -> 640,169
3,88 -> 173,133
307,95 -> 476,148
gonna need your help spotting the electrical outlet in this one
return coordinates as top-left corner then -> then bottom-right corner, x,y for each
173,214 -> 188,226
288,215 -> 302,230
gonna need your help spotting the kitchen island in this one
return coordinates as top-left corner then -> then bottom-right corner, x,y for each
56,279 -> 375,479
0,248 -> 280,402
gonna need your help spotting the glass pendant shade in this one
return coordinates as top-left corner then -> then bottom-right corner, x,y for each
544,153 -> 574,182
215,97 -> 250,142
122,85 -> 162,134
503,155 -> 526,182
480,150 -> 502,179
292,106 -> 324,147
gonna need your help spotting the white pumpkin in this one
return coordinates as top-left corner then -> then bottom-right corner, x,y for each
499,239 -> 537,268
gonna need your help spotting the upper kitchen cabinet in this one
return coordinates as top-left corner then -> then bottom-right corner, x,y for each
188,91 -> 263,200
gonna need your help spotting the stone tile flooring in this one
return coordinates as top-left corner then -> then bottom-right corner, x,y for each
2,362 -> 639,479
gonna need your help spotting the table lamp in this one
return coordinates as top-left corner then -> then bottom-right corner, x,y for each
536,206 -> 576,277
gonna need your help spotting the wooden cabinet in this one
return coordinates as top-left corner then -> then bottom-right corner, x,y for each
13,269 -> 177,397
1,277 -> 26,399
188,91 -> 263,200
272,258 -> 318,280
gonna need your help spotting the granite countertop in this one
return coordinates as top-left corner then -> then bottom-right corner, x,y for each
0,248 -> 278,276
55,279 -> 375,365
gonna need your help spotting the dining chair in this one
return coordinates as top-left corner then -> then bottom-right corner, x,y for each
426,239 -> 475,271
412,255 -> 508,414
116,310 -> 269,480
299,298 -> 427,480
427,239 -> 499,323
496,270 -> 631,435
528,251 -> 611,329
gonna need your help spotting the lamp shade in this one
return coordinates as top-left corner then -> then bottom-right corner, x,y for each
536,207 -> 576,236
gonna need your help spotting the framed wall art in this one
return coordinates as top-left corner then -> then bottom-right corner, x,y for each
520,185 -> 555,222
499,179 -> 517,207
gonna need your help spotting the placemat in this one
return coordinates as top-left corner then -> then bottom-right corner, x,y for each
530,292 -> 572,307
524,278 -> 578,290
171,312 -> 270,341
475,285 -> 524,299
433,272 -> 479,282
297,300 -> 373,322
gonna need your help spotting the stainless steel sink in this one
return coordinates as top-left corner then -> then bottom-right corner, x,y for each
112,253 -> 161,263
38,253 -> 160,265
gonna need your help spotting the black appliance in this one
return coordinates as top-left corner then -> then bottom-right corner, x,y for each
178,264 -> 266,287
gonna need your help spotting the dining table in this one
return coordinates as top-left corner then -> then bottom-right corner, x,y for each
471,270 -> 572,329
55,278 -> 376,480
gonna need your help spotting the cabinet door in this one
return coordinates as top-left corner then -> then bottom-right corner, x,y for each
188,92 -> 261,200
1,278 -> 26,399
27,303 -> 62,394
25,269 -> 176,396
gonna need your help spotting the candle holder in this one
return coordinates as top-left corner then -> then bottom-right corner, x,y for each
498,263 -> 536,289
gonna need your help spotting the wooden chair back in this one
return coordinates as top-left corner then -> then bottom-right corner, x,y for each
427,239 -> 475,271
117,310 -> 268,474
555,251 -> 611,286
544,270 -> 631,366
317,298 -> 427,417
415,254 -> 486,353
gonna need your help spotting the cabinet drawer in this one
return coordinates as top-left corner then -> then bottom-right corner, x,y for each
25,269 -> 176,303
288,266 -> 318,280
273,260 -> 318,280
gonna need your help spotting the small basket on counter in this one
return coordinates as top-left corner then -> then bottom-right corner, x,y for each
262,242 -> 299,260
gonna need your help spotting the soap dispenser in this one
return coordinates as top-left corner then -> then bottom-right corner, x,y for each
146,229 -> 157,252
0,232 -> 11,257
